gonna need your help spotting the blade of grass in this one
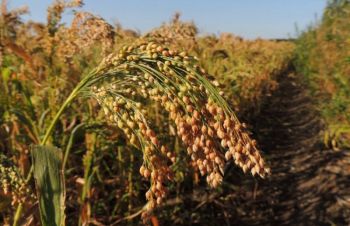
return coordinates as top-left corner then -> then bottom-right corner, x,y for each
32,145 -> 66,226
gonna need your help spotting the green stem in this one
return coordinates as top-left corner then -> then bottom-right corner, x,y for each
63,123 -> 85,171
12,204 -> 23,226
41,73 -> 93,145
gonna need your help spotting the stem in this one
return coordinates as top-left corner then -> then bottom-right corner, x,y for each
12,204 -> 23,226
40,74 -> 91,145
63,123 -> 85,171
12,72 -> 97,226
78,132 -> 96,226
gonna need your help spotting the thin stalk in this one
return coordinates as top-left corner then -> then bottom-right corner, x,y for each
128,151 -> 134,212
12,204 -> 23,226
41,72 -> 95,145
78,132 -> 96,226
62,123 -> 85,171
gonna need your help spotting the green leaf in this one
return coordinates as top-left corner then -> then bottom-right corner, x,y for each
32,145 -> 66,226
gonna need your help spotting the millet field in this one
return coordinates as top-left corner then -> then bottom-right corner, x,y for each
0,0 -> 349,225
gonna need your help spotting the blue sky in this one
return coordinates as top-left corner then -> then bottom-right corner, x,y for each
8,0 -> 328,39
